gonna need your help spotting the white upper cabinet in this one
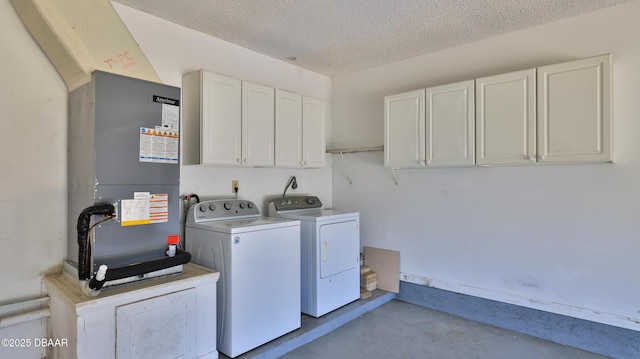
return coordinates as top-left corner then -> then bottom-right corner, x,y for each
242,81 -> 275,166
426,80 -> 475,167
184,70 -> 327,168
476,69 -> 536,165
537,54 -> 612,164
383,54 -> 612,169
199,71 -> 242,166
302,97 -> 327,168
384,81 -> 474,168
275,89 -> 303,167
275,89 -> 326,168
384,89 -> 425,168
182,71 -> 276,167
183,70 -> 242,165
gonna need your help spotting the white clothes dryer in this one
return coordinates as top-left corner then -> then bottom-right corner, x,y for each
269,196 -> 360,317
186,199 -> 300,358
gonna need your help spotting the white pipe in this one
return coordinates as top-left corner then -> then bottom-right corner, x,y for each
0,308 -> 50,329
0,296 -> 49,312
0,296 -> 50,329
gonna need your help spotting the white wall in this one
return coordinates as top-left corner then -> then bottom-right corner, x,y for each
1,0 -> 67,302
1,1 -> 66,356
1,0 -> 332,353
113,3 -> 334,212
4,0 -> 637,353
332,1 -> 640,330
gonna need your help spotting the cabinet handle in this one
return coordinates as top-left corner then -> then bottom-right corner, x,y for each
236,158 -> 241,163
243,158 -> 247,163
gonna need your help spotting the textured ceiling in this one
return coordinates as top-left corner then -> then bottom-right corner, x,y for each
113,0 -> 633,77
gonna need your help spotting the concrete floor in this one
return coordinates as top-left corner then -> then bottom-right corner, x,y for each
280,300 -> 610,359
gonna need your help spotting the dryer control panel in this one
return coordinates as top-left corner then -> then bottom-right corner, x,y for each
187,199 -> 259,223
270,196 -> 323,212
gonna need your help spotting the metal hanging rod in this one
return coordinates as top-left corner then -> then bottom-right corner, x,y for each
326,145 -> 384,154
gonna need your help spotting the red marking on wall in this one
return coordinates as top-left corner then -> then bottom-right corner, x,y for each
103,50 -> 137,69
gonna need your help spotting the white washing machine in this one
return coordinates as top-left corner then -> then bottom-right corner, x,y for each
268,196 -> 360,317
185,199 -> 301,358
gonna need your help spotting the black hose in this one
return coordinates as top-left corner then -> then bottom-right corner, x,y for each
76,203 -> 115,280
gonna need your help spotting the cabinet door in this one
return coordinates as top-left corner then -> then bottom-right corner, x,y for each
201,71 -> 242,165
537,54 -> 612,163
426,80 -> 475,167
275,89 -> 303,167
302,97 -> 326,168
116,288 -> 197,359
384,89 -> 426,168
476,69 -> 536,165
242,82 -> 275,166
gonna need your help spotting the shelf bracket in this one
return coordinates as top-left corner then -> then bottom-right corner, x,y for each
391,168 -> 399,185
340,152 -> 353,185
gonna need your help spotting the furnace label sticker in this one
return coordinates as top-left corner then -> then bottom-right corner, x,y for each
139,127 -> 179,164
121,192 -> 151,227
161,103 -> 180,131
153,95 -> 180,131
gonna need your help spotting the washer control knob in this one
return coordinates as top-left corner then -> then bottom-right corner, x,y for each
306,198 -> 315,205
239,202 -> 246,209
224,202 -> 232,210
208,204 -> 216,211
247,202 -> 254,209
287,200 -> 293,205
198,205 -> 207,212
281,200 -> 286,206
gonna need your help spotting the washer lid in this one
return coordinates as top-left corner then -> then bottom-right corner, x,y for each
187,216 -> 300,233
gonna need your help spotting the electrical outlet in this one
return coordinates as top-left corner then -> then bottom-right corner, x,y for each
232,180 -> 239,193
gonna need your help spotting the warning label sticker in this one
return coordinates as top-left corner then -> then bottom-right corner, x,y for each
139,127 -> 178,164
150,193 -> 169,224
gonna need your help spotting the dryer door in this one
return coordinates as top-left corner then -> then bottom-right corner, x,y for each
319,220 -> 359,278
